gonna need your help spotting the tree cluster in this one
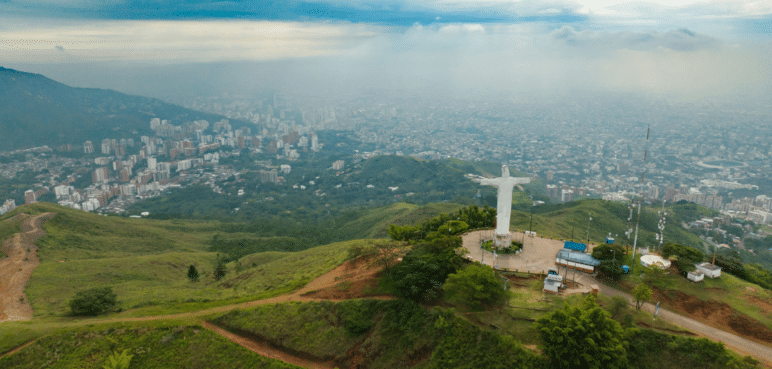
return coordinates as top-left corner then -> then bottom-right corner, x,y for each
535,295 -> 630,369
387,233 -> 464,303
591,244 -> 626,281
661,243 -> 704,274
388,205 -> 495,243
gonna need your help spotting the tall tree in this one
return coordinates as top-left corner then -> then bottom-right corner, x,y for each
633,284 -> 653,310
213,254 -> 227,281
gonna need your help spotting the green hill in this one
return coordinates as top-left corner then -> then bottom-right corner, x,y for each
0,67 -> 249,150
0,202 -> 466,316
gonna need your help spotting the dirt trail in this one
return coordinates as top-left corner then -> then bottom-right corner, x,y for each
201,322 -> 336,369
0,339 -> 38,360
0,212 -> 55,323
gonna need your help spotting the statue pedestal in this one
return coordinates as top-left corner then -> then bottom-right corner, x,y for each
494,233 -> 511,248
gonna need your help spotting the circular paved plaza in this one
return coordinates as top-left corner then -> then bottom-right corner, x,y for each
461,230 -> 598,275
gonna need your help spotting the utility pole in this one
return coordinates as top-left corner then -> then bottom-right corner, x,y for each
529,195 -> 534,233
632,126 -> 651,273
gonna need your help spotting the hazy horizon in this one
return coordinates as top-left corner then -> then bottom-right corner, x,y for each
2,1 -> 772,103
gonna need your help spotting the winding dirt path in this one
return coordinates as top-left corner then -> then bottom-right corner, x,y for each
0,212 -> 55,323
201,322 -> 336,369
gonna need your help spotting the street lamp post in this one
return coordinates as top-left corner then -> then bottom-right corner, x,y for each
586,213 -> 592,245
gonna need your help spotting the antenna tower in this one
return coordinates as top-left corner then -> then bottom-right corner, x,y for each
631,126 -> 650,266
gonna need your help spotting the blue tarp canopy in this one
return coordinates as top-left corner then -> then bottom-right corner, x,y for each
557,248 -> 600,266
564,241 -> 587,252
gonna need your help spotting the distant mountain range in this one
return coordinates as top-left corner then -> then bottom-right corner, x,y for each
0,67 -> 249,151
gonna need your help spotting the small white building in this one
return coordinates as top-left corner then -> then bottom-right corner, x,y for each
543,274 -> 564,294
695,262 -> 722,278
687,270 -> 705,282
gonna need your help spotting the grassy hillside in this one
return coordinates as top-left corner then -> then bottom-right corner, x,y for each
210,299 -> 544,369
26,237 -> 375,316
0,320 -> 299,369
508,199 -> 705,251
0,203 -> 419,316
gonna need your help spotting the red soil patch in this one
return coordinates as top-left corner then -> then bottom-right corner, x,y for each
0,212 -> 55,322
652,286 -> 772,345
301,256 -> 394,300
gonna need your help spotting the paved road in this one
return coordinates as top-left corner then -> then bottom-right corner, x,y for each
575,273 -> 772,368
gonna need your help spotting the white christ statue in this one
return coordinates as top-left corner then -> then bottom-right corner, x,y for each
480,165 -> 531,246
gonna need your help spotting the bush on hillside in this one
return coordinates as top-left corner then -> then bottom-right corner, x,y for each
443,264 -> 507,310
535,294 -> 628,369
187,265 -> 199,282
388,239 -> 462,303
69,287 -> 117,316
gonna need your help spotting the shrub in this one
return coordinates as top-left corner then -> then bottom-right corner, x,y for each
187,265 -> 199,282
69,287 -> 117,316
443,264 -> 506,310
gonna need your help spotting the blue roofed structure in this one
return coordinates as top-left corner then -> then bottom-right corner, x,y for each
555,248 -> 601,273
564,241 -> 587,252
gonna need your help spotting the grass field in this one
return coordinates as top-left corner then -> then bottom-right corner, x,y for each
26,238 -> 369,317
341,202 -> 464,239
508,199 -> 705,251
0,319 -> 300,369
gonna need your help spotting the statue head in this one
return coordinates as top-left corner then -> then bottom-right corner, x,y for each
501,165 -> 510,178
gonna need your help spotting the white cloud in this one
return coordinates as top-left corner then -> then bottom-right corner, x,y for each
0,20 -> 380,63
2,18 -> 769,100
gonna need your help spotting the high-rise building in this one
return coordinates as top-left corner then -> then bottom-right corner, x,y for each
332,160 -> 345,171
24,190 -> 37,205
101,139 -> 112,154
0,199 -> 16,215
83,141 -> 94,154
561,189 -> 574,203
147,157 -> 157,171
546,184 -> 559,201
119,167 -> 132,182
647,185 -> 659,200
92,167 -> 109,184
259,169 -> 278,184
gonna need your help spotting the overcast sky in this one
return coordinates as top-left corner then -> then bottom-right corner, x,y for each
1,0 -> 771,101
